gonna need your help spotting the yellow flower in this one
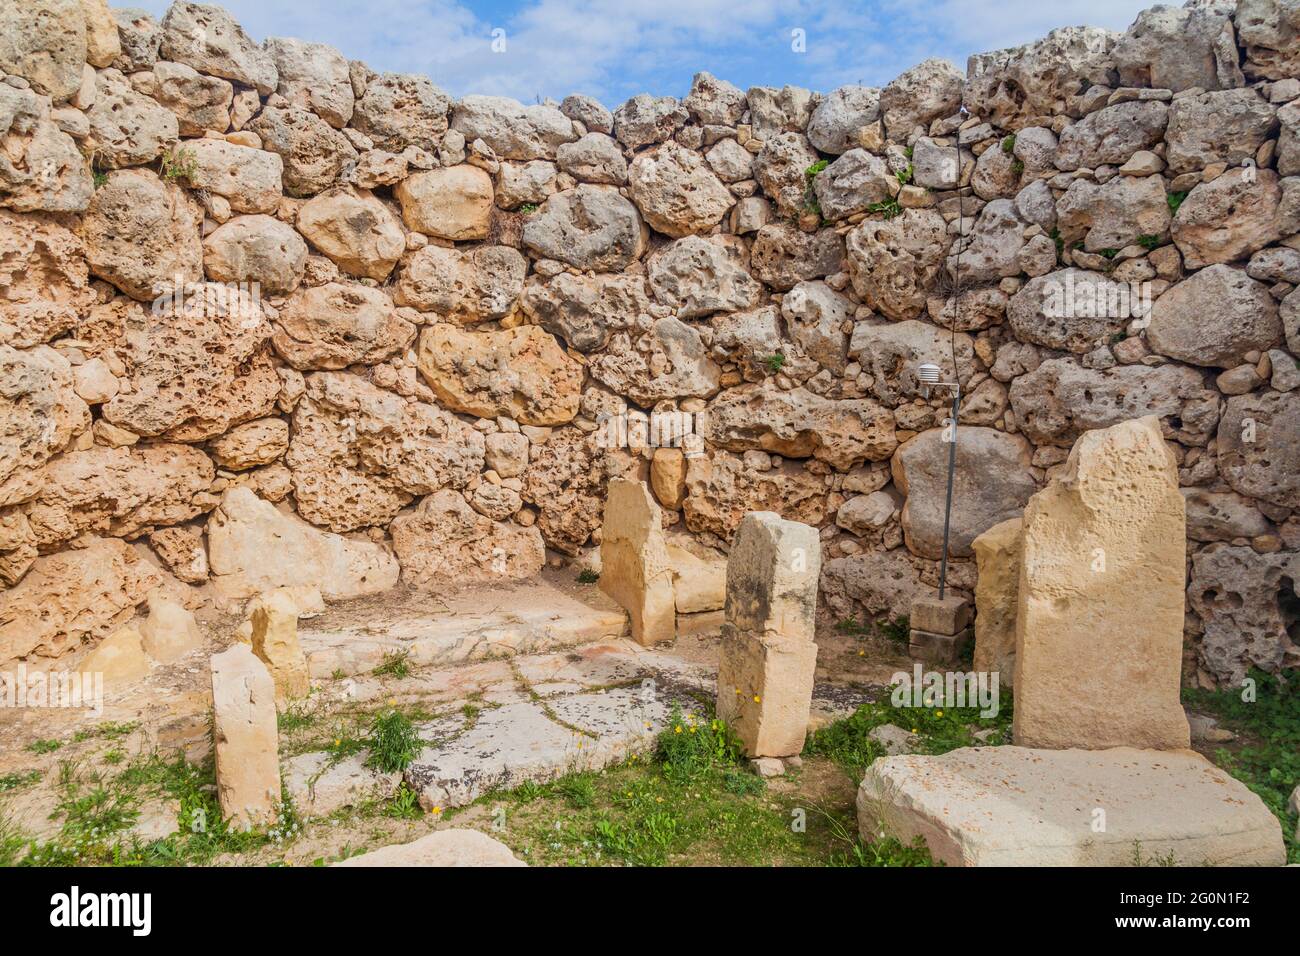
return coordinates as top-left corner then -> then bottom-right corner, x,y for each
936,710 -> 944,717
753,695 -> 761,703
431,806 -> 442,815
911,728 -> 918,734
333,739 -> 341,747
674,725 -> 682,734
689,727 -> 696,734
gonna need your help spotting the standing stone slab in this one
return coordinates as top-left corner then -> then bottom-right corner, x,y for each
972,517 -> 1022,688
715,512 -> 821,757
211,644 -> 281,827
249,588 -> 310,705
598,478 -> 675,645
1013,416 -> 1190,750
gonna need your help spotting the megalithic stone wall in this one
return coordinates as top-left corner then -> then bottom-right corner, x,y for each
0,0 -> 1298,691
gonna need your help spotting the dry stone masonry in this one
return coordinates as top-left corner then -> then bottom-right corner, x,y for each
0,0 -> 1297,697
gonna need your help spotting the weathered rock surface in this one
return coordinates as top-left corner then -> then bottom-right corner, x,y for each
206,487 -> 399,600
335,829 -> 525,867
273,282 -> 414,370
296,188 -> 405,280
627,141 -> 733,237
1013,417 -> 1191,751
522,186 -> 646,272
972,517 -> 1021,687
858,746 -> 1285,866
1216,390 -> 1300,508
395,244 -> 526,323
390,489 -> 543,588
599,479 -> 675,645
211,644 -> 281,827
519,273 -> 649,353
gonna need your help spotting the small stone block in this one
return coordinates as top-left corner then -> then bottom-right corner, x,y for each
910,595 -> 971,636
908,627 -> 972,665
750,756 -> 785,778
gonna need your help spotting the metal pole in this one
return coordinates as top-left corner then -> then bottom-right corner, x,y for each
938,384 -> 960,600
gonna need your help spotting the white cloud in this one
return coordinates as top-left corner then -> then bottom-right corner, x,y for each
128,0 -> 1156,104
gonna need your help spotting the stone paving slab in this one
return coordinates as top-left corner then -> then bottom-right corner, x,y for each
857,746 -> 1286,867
300,579 -> 629,677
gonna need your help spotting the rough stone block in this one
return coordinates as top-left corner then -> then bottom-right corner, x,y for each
211,644 -> 281,827
249,588 -> 310,705
908,626 -> 972,666
972,516 -> 1022,687
725,511 -> 821,640
137,593 -> 203,663
857,746 -> 1285,866
716,625 -> 817,757
910,594 -> 971,636
1013,416 -> 1191,750
333,829 -> 525,867
598,478 -> 676,645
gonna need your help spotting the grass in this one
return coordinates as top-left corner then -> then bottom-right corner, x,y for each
372,651 -> 412,680
866,197 -> 902,220
835,614 -> 909,647
1183,668 -> 1299,865
159,145 -> 198,183
576,569 -> 599,584
364,710 -> 421,773
1166,190 -> 1188,214
762,352 -> 787,375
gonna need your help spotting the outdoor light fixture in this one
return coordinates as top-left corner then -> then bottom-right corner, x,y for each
916,361 -> 961,601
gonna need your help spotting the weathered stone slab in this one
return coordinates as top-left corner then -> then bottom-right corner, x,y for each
1013,416 -> 1190,751
599,478 -> 675,646
722,512 -> 821,639
300,578 -> 628,678
972,517 -> 1021,688
284,751 -> 399,817
857,746 -> 1285,866
716,628 -> 817,757
334,829 -> 525,867
211,644 -> 280,827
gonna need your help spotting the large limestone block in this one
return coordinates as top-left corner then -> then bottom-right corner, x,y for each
716,627 -> 817,758
249,588 -> 310,704
296,188 -> 405,281
0,537 -> 166,668
724,512 -> 821,640
892,427 -> 1036,560
415,323 -> 582,426
395,166 -> 493,241
333,829 -> 525,867
0,344 -> 90,508
389,489 -> 544,588
1012,416 -> 1190,751
77,626 -> 150,690
598,478 -> 675,646
211,644 -> 281,828
206,487 -> 399,601
0,0 -> 87,102
857,746 -> 1285,867
159,1 -> 278,94
137,593 -> 203,663
971,517 -> 1022,688
0,210 -> 94,348
667,542 -> 725,614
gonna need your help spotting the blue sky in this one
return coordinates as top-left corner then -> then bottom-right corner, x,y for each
131,0 -> 1156,106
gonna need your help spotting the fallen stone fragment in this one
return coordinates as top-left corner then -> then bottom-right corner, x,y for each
211,644 -> 281,828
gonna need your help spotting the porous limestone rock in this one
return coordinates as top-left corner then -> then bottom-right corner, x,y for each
1215,390 -> 1300,509
394,244 -> 526,323
77,626 -> 149,690
351,72 -> 450,151
647,235 -> 761,319
296,188 -> 405,281
395,165 -> 494,241
880,58 -> 963,137
519,272 -> 649,353
451,95 -> 577,160
698,381 -> 897,471
249,104 -> 358,197
206,486 -> 399,600
389,488 -> 544,587
0,536 -> 166,669
1171,167 -> 1282,269
682,452 -> 828,542
715,512 -> 820,757
589,318 -> 721,406
846,209 -> 950,321
263,36 -> 354,129
272,282 -> 415,370
893,427 -> 1036,561
80,169 -> 203,302
160,1 -> 277,93
83,68 -> 178,168
598,478 -> 675,646
1146,264 -> 1282,367
211,644 -> 281,827
207,418 -> 288,471
627,141 -> 734,238
521,185 -> 646,272
202,214 -> 308,296
1012,416 -> 1191,751
807,85 -> 880,155
416,323 -> 582,426
0,210 -> 95,348
181,138 -> 284,215
0,345 -> 90,508
137,592 -> 202,663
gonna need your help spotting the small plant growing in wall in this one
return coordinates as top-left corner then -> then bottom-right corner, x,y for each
577,568 -> 599,584
867,197 -> 902,220
518,202 -> 539,214
802,159 -> 828,220
1137,234 -> 1161,250
1166,190 -> 1188,215
762,352 -> 787,374
160,145 -> 198,183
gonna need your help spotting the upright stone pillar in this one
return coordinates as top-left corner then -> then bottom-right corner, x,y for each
212,644 -> 281,827
599,478 -> 676,645
1012,416 -> 1190,750
716,512 -> 821,757
249,588 -> 310,705
972,517 -> 1022,687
